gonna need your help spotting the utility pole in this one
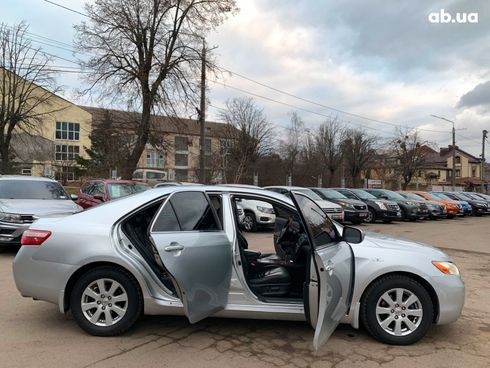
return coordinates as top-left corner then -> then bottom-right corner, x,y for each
199,38 -> 206,184
451,124 -> 456,191
482,130 -> 488,193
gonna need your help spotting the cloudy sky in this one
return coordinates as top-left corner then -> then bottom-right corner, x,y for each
4,0 -> 490,156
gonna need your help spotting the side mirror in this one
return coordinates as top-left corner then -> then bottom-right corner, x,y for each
94,194 -> 105,201
70,194 -> 78,201
342,226 -> 364,244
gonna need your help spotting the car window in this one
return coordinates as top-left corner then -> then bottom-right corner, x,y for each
317,189 -> 347,199
147,172 -> 164,180
351,189 -> 377,200
153,192 -> 221,232
132,171 -> 143,180
337,190 -> 357,199
294,188 -> 323,200
294,193 -> 336,248
108,183 -> 148,199
0,180 -> 69,200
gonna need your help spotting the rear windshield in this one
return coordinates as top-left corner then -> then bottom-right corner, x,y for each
0,180 -> 69,200
351,189 -> 377,200
108,183 -> 148,199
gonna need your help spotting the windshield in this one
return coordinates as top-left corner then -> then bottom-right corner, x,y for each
351,189 -> 377,200
431,192 -> 453,201
0,180 -> 69,200
454,193 -> 472,201
380,190 -> 405,200
108,183 -> 148,199
316,189 -> 347,199
400,192 -> 424,201
294,188 -> 323,201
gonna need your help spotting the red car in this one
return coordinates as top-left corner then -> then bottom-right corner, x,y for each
76,179 -> 148,209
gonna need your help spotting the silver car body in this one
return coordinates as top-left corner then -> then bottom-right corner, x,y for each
13,186 -> 464,348
0,176 -> 82,245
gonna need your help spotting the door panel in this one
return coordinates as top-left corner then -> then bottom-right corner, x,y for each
290,192 -> 354,350
150,231 -> 231,323
150,191 -> 231,323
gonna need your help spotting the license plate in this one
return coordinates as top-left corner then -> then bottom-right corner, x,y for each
359,213 -> 367,217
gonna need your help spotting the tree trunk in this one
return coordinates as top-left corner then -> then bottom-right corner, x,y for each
0,140 -> 11,174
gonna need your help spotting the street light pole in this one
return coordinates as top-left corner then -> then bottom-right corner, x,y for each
431,115 -> 457,191
482,130 -> 488,193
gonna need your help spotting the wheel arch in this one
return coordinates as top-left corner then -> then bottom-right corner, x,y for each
359,271 -> 440,323
62,261 -> 143,313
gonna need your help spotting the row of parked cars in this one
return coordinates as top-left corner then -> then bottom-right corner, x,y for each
1,175 -> 489,246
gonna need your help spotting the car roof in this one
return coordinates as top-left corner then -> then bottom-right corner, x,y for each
85,179 -> 147,184
264,186 -> 312,190
0,175 -> 58,183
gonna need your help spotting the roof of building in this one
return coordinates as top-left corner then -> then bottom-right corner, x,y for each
79,106 -> 231,138
422,145 -> 481,165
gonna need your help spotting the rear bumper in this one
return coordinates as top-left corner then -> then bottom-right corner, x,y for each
430,275 -> 465,325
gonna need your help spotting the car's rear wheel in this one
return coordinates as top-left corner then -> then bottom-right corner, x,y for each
70,266 -> 143,336
242,212 -> 257,232
361,275 -> 433,345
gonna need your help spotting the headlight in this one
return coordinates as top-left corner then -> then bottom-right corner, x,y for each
404,201 -> 418,206
338,201 -> 355,209
432,261 -> 460,275
256,206 -> 274,214
0,212 -> 23,223
374,201 -> 387,210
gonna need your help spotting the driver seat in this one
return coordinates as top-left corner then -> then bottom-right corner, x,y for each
236,229 -> 291,297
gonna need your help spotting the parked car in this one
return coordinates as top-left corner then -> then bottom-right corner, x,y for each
331,188 -> 402,223
13,186 -> 464,348
0,176 -> 82,245
309,188 -> 369,224
461,192 -> 490,207
397,192 -> 446,220
364,189 -> 429,221
429,192 -> 470,216
154,182 -> 202,187
435,192 -> 489,216
76,180 -> 149,209
132,169 -> 167,185
264,186 -> 344,221
405,191 -> 461,219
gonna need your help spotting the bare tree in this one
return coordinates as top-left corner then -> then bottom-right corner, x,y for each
75,0 -> 237,179
314,118 -> 346,186
0,22 -> 61,173
343,129 -> 377,187
280,112 -> 305,183
219,97 -> 273,183
390,129 -> 429,190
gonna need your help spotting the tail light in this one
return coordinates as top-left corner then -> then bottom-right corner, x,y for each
21,229 -> 52,246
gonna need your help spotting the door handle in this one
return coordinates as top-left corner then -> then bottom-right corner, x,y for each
164,243 -> 184,252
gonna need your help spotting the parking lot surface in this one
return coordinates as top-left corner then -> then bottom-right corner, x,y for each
1,216 -> 489,367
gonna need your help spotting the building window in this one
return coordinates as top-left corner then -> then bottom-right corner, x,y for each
175,153 -> 188,167
455,169 -> 461,178
472,167 -> 477,177
454,156 -> 461,165
21,168 -> 32,176
175,136 -> 188,152
55,166 -> 77,181
56,122 -> 80,140
147,151 -> 164,168
175,169 -> 188,182
204,138 -> 212,155
220,139 -> 233,155
55,145 -> 80,161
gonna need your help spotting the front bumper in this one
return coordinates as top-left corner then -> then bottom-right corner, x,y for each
0,221 -> 29,245
376,209 -> 402,220
403,205 -> 427,219
429,275 -> 465,325
344,210 -> 369,222
256,213 -> 276,226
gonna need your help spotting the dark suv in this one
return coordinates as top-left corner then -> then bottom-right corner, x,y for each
364,189 -> 429,220
310,188 -> 369,224
331,188 -> 402,223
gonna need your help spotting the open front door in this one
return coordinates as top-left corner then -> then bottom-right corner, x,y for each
149,191 -> 232,323
291,192 -> 354,350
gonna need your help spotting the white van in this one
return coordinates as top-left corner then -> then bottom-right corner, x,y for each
132,169 -> 167,185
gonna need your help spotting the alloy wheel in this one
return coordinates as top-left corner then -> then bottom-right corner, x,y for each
81,278 -> 128,327
375,288 -> 423,336
242,215 -> 254,231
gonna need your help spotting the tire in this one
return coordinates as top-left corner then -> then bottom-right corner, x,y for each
242,212 -> 257,232
361,275 -> 434,345
70,266 -> 143,336
365,208 -> 377,223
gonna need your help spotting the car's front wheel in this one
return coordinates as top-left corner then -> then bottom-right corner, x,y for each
242,212 -> 257,232
70,266 -> 143,336
361,275 -> 434,345
364,208 -> 377,223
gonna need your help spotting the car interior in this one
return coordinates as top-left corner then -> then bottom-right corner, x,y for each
232,195 -> 311,301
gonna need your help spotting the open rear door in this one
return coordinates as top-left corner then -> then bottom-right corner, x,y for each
149,191 -> 232,323
291,192 -> 354,350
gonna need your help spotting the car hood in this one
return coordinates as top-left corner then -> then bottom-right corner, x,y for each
361,231 -> 449,259
316,199 -> 342,209
0,199 -> 82,216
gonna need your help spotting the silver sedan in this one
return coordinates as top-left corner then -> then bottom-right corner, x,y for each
13,186 -> 464,349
